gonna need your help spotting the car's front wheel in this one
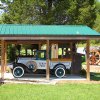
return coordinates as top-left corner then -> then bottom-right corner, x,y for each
13,66 -> 24,78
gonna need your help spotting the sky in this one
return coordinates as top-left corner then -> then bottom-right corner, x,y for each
0,1 -> 4,15
0,0 -> 8,15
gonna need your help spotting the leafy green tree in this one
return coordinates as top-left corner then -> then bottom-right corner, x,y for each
36,0 -> 96,27
73,0 -> 96,27
94,1 -> 100,32
7,44 -> 16,62
2,0 -> 96,27
1,0 -> 13,3
2,0 -> 37,24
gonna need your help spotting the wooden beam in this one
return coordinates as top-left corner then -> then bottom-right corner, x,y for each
86,40 -> 90,81
4,42 -> 7,72
1,40 -> 5,79
1,40 -> 84,45
70,42 -> 73,74
39,43 -> 41,50
46,40 -> 50,80
0,36 -> 95,41
6,40 -> 46,44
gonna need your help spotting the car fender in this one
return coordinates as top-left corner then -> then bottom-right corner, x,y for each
53,63 -> 66,70
13,63 -> 32,73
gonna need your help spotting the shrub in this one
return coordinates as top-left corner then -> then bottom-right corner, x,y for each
80,69 -> 86,76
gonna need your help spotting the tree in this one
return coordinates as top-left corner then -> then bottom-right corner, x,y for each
94,1 -> 100,32
2,0 -> 37,24
36,0 -> 96,27
2,0 -> 96,27
1,0 -> 13,3
73,0 -> 96,27
7,44 -> 16,62
16,45 -> 21,56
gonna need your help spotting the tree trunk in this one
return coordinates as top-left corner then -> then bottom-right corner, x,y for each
48,0 -> 52,10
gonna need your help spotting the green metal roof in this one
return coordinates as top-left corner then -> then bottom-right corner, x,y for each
0,24 -> 100,36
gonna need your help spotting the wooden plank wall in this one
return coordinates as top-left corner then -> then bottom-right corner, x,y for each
51,44 -> 58,59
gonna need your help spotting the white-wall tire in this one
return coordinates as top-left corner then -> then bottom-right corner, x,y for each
13,66 -> 24,78
55,66 -> 65,78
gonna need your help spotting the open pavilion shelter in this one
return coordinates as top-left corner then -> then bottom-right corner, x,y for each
0,24 -> 100,81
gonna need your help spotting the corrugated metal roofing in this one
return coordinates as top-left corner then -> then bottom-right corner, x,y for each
0,24 -> 100,36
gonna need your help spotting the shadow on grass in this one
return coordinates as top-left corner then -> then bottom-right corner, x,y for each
90,72 -> 100,81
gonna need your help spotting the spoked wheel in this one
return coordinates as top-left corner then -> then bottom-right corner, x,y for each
55,65 -> 65,78
89,51 -> 100,65
13,66 -> 24,78
26,61 -> 37,72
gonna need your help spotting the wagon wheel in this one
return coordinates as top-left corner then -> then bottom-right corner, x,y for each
89,51 -> 100,65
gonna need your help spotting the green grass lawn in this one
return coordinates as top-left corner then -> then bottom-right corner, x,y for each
0,84 -> 100,100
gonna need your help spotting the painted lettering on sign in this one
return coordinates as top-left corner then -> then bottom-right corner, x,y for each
39,62 -> 46,67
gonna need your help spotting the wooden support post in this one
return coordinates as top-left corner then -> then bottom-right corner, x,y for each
25,49 -> 27,56
86,40 -> 90,81
4,42 -> 7,72
46,40 -> 50,80
39,43 -> 41,50
70,42 -> 73,74
1,40 -> 5,79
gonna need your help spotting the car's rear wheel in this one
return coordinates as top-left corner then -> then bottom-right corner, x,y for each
13,66 -> 24,78
55,65 -> 65,78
